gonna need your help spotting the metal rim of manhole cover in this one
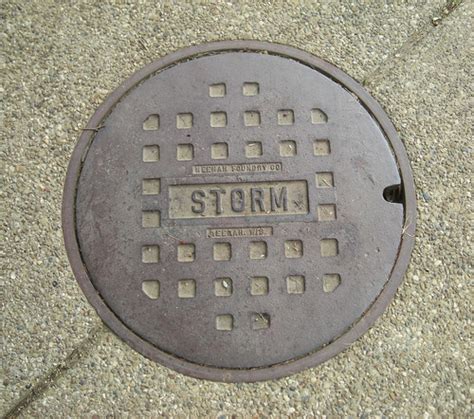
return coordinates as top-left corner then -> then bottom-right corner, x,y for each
63,40 -> 416,382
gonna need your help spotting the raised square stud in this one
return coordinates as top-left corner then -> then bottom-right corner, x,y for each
287,275 -> 305,294
244,111 -> 261,127
249,241 -> 267,260
318,204 -> 337,221
216,314 -> 233,331
142,145 -> 160,162
279,140 -> 297,157
313,139 -> 331,156
176,144 -> 194,161
213,242 -> 231,261
211,142 -> 228,160
143,114 -> 159,131
177,244 -> 195,262
142,211 -> 161,228
210,112 -> 227,127
142,178 -> 160,195
176,113 -> 193,129
250,276 -> 269,296
316,172 -> 334,188
284,240 -> 303,258
323,274 -> 341,293
311,108 -> 328,124
209,83 -> 226,97
142,245 -> 159,263
320,239 -> 338,257
277,110 -> 294,125
251,313 -> 270,330
245,142 -> 262,158
214,278 -> 232,297
142,280 -> 160,299
178,279 -> 196,298
243,82 -> 259,96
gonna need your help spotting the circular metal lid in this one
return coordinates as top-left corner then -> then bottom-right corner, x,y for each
63,41 -> 416,382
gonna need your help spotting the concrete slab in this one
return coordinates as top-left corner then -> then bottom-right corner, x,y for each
3,0 -> 470,416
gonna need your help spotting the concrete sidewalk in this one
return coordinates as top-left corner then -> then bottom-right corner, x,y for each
2,0 -> 471,416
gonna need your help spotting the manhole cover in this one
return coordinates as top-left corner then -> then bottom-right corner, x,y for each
63,41 -> 416,382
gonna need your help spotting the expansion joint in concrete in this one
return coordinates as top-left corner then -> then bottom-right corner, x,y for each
4,324 -> 107,419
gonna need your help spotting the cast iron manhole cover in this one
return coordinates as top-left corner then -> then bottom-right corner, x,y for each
63,41 -> 416,382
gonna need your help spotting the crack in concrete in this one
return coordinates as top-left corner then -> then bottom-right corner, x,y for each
3,324 -> 107,419
362,0 -> 463,87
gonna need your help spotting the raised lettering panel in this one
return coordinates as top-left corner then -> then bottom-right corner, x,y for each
168,181 -> 308,219
206,226 -> 273,238
192,162 -> 282,175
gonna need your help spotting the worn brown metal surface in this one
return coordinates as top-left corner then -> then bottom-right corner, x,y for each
62,41 -> 416,382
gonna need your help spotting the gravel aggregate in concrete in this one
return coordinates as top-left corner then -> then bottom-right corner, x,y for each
2,0 -> 471,416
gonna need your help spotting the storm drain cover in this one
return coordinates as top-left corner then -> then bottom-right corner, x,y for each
63,41 -> 416,382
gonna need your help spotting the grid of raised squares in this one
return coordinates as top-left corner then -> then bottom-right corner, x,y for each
140,81 -> 341,331
140,238 -> 342,331
141,82 -> 329,161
